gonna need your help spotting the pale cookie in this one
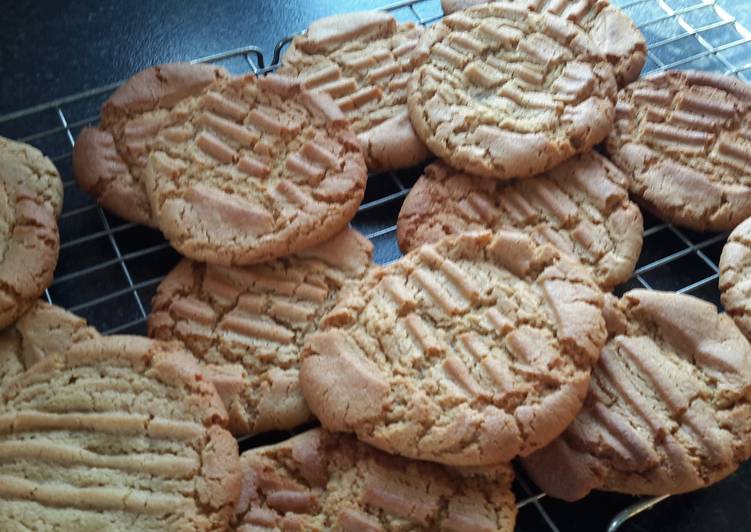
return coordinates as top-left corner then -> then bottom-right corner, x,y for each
0,136 -> 63,218
607,70 -> 751,231
407,3 -> 617,180
0,146 -> 61,329
439,0 -> 646,86
278,11 -> 431,171
0,302 -> 98,397
397,152 -> 643,290
144,73 -> 368,266
300,230 -> 607,466
720,217 -> 751,340
0,335 -> 241,530
234,428 -> 517,532
73,63 -> 229,226
523,290 -> 751,500
148,228 -> 373,436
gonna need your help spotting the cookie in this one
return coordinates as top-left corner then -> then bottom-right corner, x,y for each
300,230 -> 607,466
0,302 -> 98,396
148,227 -> 373,436
719,217 -> 751,339
143,73 -> 367,265
439,0 -> 646,86
0,136 -> 63,218
397,152 -> 643,290
407,4 -> 617,180
0,335 -> 240,530
278,11 -> 431,171
234,428 -> 517,531
0,141 -> 61,329
522,290 -> 751,500
73,62 -> 229,226
606,70 -> 751,231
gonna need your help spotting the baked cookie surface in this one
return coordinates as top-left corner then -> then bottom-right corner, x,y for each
0,139 -> 61,329
0,335 -> 240,531
0,302 -> 98,396
607,70 -> 751,231
397,152 -> 643,290
439,0 -> 646,86
523,290 -> 751,500
143,74 -> 367,265
73,62 -> 228,226
234,428 -> 517,532
148,228 -> 373,436
720,217 -> 751,339
407,4 -> 617,180
301,230 -> 606,466
278,11 -> 431,171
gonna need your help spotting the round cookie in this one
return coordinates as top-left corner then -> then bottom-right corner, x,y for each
300,230 -> 607,466
0,302 -> 98,396
397,152 -> 643,290
234,428 -> 517,532
0,142 -> 61,329
143,73 -> 367,266
278,11 -> 431,171
0,335 -> 241,530
439,0 -> 646,86
407,3 -> 617,180
148,227 -> 373,436
0,136 -> 63,218
720,217 -> 751,339
73,63 -> 228,226
606,70 -> 751,231
522,290 -> 751,500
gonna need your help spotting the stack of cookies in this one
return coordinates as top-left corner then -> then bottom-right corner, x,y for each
2,1 -> 751,530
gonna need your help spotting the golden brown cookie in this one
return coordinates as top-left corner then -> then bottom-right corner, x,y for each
143,73 -> 367,266
407,3 -> 617,180
397,152 -> 643,290
439,0 -> 646,86
0,139 -> 61,329
0,335 -> 241,530
523,290 -> 751,500
0,302 -> 98,396
300,230 -> 607,466
278,11 -> 431,171
720,217 -> 751,339
234,428 -> 517,531
607,70 -> 751,231
73,63 -> 229,226
148,227 -> 373,436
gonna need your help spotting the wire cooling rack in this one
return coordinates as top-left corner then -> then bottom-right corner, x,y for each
0,0 -> 749,530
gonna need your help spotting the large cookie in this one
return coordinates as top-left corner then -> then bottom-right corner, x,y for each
407,4 -> 617,180
0,336 -> 241,530
606,70 -> 751,231
148,228 -> 373,436
234,428 -> 517,531
144,73 -> 367,265
720,217 -> 751,339
73,63 -> 228,226
523,290 -> 751,500
397,152 -> 643,290
278,11 -> 431,171
439,0 -> 646,86
0,140 -> 61,329
300,230 -> 607,466
0,302 -> 98,395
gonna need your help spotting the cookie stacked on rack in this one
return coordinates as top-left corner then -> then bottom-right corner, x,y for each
2,0 -> 751,530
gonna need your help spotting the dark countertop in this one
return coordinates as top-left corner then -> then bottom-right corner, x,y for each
1,1 -> 751,531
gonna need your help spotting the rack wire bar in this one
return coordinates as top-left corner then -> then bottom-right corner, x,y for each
1,0 -> 749,530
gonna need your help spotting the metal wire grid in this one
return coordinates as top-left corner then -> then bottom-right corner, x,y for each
0,0 -> 749,529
